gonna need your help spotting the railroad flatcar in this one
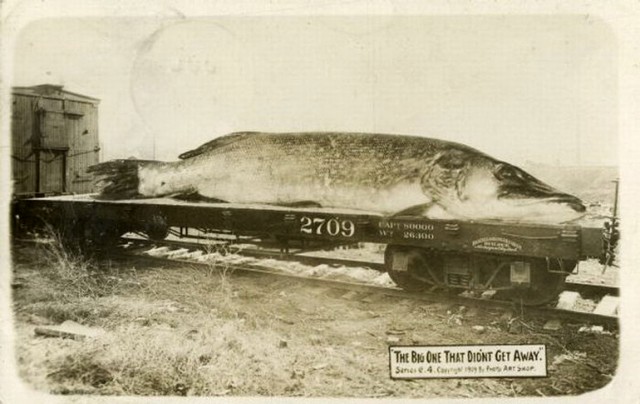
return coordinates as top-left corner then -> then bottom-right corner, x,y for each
13,193 -> 618,307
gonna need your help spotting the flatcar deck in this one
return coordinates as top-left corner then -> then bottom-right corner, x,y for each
15,194 -> 604,261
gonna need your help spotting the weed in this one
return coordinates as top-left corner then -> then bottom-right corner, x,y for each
197,241 -> 242,315
33,224 -> 123,299
48,354 -> 114,388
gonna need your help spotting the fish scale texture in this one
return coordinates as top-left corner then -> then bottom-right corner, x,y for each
180,132 -> 471,187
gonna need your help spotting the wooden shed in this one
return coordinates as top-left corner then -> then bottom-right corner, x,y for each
11,84 -> 100,197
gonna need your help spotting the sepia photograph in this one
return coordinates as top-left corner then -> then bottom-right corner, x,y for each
1,1 -> 638,402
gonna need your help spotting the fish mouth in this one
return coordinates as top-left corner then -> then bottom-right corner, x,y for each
498,190 -> 586,213
546,195 -> 586,213
491,164 -> 586,215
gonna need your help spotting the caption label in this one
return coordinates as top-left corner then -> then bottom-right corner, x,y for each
389,344 -> 547,379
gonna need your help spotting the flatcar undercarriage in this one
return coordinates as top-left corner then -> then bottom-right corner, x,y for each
384,245 -> 574,306
13,195 -> 615,306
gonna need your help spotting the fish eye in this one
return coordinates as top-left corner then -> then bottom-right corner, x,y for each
495,164 -> 517,181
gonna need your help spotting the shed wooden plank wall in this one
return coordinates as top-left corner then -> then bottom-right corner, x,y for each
66,99 -> 100,193
11,95 -> 37,195
11,90 -> 100,196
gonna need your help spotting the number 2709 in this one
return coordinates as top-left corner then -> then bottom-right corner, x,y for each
300,216 -> 355,237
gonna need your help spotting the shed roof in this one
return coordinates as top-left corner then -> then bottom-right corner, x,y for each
12,84 -> 100,104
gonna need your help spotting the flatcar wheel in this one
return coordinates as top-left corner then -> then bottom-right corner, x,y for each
145,215 -> 169,241
384,245 -> 443,292
502,259 -> 575,306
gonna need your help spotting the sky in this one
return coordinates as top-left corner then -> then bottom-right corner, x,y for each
11,15 -> 617,166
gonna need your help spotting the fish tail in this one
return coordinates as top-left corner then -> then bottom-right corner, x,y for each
88,159 -> 160,199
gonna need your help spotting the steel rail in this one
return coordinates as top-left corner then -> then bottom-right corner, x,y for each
113,241 -> 619,329
119,236 -> 620,299
11,236 -> 618,327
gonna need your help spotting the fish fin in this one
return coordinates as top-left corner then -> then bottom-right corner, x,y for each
267,201 -> 323,208
171,192 -> 227,203
178,132 -> 260,159
88,159 -> 159,200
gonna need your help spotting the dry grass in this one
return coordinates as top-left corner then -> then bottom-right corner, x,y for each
42,317 -> 300,396
31,297 -> 392,397
16,249 -> 321,397
13,236 -> 303,396
202,242 -> 238,300
28,225 -> 124,299
12,235 -> 619,398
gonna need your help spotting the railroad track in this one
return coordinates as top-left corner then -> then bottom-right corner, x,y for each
112,237 -> 619,329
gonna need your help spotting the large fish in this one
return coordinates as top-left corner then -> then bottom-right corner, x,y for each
88,132 -> 586,223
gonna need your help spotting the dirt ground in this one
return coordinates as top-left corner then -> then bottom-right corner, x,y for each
10,241 -> 619,399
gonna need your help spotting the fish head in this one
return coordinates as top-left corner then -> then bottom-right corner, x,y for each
421,148 -> 586,223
